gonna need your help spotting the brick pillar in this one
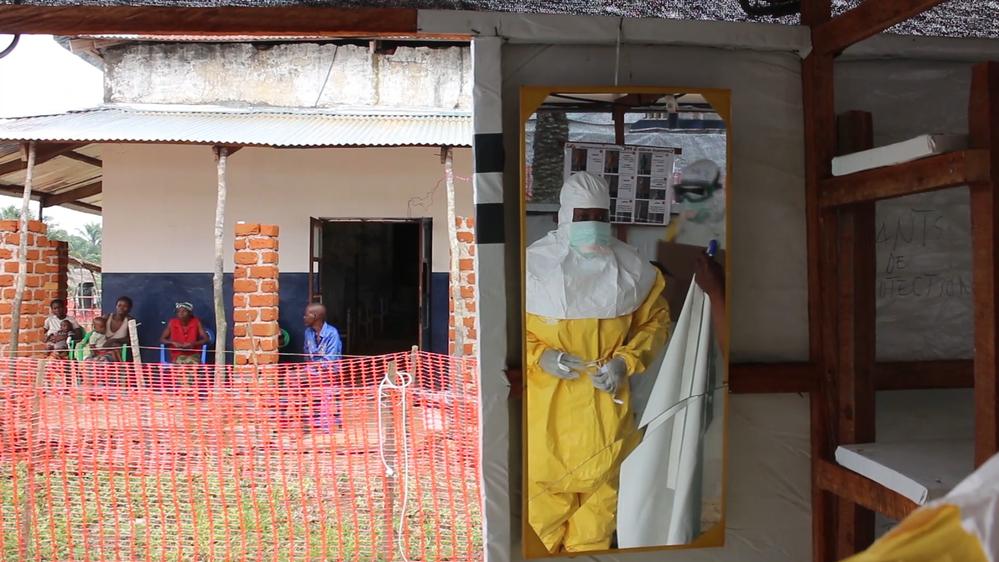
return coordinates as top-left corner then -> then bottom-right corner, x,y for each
232,223 -> 280,365
0,220 -> 53,355
44,239 -> 69,304
449,217 -> 478,357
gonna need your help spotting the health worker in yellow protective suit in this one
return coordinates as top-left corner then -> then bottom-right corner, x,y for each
525,172 -> 670,554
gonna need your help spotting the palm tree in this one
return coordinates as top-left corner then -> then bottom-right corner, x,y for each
68,222 -> 101,264
1,205 -> 101,262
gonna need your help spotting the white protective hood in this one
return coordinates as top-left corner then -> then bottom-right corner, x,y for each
526,172 -> 657,320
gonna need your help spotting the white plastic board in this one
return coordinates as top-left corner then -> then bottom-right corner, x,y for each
831,134 -> 967,176
835,439 -> 973,505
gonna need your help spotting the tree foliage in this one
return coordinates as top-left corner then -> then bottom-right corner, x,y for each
0,205 -> 101,263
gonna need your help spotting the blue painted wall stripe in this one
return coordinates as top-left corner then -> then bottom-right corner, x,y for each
102,272 -> 450,363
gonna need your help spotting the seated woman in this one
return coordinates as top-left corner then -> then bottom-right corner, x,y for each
160,302 -> 209,364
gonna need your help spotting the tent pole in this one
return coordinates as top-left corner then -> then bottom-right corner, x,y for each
213,146 -> 229,384
9,141 -> 36,357
443,146 -> 463,356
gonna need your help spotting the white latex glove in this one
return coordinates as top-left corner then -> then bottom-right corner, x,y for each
592,357 -> 627,394
539,349 -> 585,380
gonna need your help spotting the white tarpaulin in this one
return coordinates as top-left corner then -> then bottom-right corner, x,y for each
618,280 -> 713,548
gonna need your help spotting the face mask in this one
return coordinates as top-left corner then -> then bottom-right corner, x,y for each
569,221 -> 612,256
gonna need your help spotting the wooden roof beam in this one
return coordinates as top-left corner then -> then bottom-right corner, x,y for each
812,0 -> 949,56
61,151 -> 103,168
43,180 -> 102,207
0,142 -> 85,177
0,5 -> 417,37
0,183 -> 42,201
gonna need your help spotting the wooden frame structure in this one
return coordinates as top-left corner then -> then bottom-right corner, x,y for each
801,1 -> 998,560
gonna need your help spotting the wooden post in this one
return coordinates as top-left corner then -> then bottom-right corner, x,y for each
801,2 -> 835,560
834,110 -> 876,557
213,146 -> 229,384
9,141 -> 36,356
968,61 -> 999,467
128,318 -> 144,388
383,359 -> 398,560
19,358 -> 45,558
443,146 -> 464,356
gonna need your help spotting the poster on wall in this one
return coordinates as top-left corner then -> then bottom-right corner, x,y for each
564,142 -> 679,226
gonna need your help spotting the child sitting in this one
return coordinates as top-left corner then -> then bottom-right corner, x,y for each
82,317 -> 116,362
45,319 -> 74,359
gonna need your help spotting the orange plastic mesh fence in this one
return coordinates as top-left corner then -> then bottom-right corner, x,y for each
0,352 -> 482,561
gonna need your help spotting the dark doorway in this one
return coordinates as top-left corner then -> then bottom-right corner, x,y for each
309,218 -> 431,355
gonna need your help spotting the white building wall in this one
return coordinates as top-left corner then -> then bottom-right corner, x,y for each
101,143 -> 474,274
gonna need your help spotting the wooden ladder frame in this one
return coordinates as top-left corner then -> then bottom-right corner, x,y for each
801,1 -> 999,560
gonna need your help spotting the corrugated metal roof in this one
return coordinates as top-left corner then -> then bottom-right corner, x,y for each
0,106 -> 473,148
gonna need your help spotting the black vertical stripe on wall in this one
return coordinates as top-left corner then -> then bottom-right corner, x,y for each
475,202 -> 505,245
474,132 -> 505,174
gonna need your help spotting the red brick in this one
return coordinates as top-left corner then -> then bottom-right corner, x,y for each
260,279 -> 279,293
233,309 -> 257,322
251,323 -> 278,337
2,288 -> 14,299
233,278 -> 258,292
234,238 -> 248,250
249,294 -> 279,307
234,251 -> 259,266
234,223 -> 260,236
0,274 -> 12,287
457,231 -> 475,243
259,308 -> 279,322
465,217 -> 475,228
0,302 -> 10,314
459,258 -> 474,271
4,262 -> 19,273
260,251 -> 278,264
256,352 -> 279,364
460,286 -> 475,299
233,338 -> 253,351
235,354 -> 249,365
0,249 -> 11,259
466,328 -> 477,340
249,266 -> 278,279
0,220 -> 18,231
466,273 -> 476,285
467,245 -> 476,257
233,325 -> 247,337
249,238 -> 278,250
462,343 -> 475,356
259,225 -> 280,236
463,316 -> 476,329
27,220 -> 45,234
233,294 -> 248,307
465,301 -> 476,313
258,338 -> 278,351
26,276 -> 42,288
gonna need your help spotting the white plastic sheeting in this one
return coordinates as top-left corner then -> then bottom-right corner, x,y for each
618,280 -> 714,548
498,42 -> 808,562
459,13 -> 993,562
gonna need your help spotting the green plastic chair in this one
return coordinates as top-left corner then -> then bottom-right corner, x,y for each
71,331 -> 130,361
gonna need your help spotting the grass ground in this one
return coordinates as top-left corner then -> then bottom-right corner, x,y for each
1,462 -> 482,561
0,389 -> 483,561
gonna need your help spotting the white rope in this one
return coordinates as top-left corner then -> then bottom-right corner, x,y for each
377,366 -> 414,562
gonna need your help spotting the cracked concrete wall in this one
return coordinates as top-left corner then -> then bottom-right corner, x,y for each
103,43 -> 471,111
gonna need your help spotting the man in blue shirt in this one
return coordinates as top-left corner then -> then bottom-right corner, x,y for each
304,303 -> 342,361
300,303 -> 342,430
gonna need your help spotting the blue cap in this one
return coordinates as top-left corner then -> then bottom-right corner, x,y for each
706,240 -> 719,258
